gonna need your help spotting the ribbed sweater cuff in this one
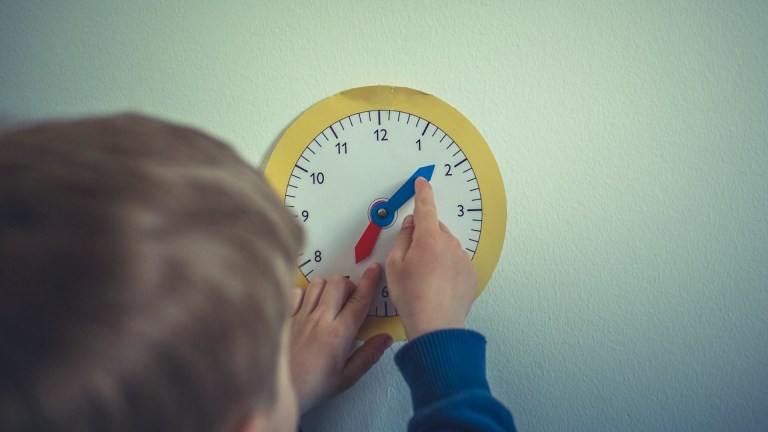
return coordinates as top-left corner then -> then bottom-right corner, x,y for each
395,329 -> 490,410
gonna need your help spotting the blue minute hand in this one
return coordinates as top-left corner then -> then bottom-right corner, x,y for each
387,164 -> 435,211
356,164 -> 435,262
370,164 -> 435,228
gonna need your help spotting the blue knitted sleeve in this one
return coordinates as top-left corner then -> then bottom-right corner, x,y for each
395,329 -> 516,432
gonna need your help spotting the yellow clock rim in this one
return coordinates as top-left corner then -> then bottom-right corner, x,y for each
263,85 -> 506,342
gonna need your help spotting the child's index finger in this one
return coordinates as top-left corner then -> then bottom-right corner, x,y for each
413,177 -> 439,231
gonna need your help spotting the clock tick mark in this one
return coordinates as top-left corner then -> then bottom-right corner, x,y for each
453,157 -> 468,168
330,125 -> 338,139
422,122 -> 430,136
452,149 -> 462,156
466,177 -> 477,182
377,110 -> 381,125
291,174 -> 302,180
299,259 -> 311,268
440,134 -> 447,143
301,155 -> 311,162
295,165 -> 308,173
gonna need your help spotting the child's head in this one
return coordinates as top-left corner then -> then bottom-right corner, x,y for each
0,114 -> 303,431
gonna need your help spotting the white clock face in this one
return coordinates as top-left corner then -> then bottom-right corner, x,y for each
284,110 -> 483,317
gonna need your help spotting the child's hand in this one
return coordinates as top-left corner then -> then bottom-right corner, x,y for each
289,265 -> 393,415
385,178 -> 478,340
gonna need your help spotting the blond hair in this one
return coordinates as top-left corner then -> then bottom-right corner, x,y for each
0,114 -> 302,431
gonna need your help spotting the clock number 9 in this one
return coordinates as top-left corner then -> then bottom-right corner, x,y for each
310,172 -> 324,184
300,210 -> 309,222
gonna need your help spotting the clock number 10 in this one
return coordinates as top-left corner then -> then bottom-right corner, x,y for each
310,172 -> 325,184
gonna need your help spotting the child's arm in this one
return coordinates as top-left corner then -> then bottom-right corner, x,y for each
386,178 -> 516,431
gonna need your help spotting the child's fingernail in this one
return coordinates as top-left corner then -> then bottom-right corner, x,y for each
402,215 -> 414,228
383,335 -> 394,349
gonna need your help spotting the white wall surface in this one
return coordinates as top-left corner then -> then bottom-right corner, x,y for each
2,1 -> 767,431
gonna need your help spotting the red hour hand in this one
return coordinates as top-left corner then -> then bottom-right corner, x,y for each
354,221 -> 382,263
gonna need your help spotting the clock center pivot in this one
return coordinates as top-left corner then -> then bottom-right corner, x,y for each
369,198 -> 397,228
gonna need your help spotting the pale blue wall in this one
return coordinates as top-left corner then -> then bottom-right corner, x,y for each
2,1 -> 767,431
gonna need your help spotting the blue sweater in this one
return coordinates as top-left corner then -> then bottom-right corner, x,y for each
395,329 -> 516,432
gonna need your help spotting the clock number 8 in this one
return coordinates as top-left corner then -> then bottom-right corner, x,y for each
314,250 -> 322,262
